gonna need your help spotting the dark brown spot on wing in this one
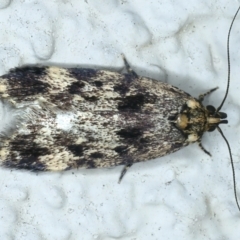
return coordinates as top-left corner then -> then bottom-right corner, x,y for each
9,138 -> 50,158
8,66 -> 47,77
2,66 -> 50,97
4,134 -> 50,171
94,81 -> 103,87
3,159 -> 47,171
118,94 -> 145,111
68,144 -> 84,156
117,127 -> 143,139
114,145 -> 128,155
90,152 -> 104,158
68,81 -> 85,94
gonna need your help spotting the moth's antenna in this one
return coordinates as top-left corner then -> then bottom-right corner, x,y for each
217,127 -> 240,211
217,5 -> 240,112
216,6 -> 240,212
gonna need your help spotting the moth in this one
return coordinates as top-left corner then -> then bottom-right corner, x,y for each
0,6 -> 239,211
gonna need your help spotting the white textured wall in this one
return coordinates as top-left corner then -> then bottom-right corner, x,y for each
0,0 -> 240,239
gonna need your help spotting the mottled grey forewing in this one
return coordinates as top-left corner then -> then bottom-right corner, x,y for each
0,67 -> 194,171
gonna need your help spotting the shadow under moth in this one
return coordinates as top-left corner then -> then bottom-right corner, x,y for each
0,6 -> 239,212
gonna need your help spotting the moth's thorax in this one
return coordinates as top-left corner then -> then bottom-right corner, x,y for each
172,99 -> 226,142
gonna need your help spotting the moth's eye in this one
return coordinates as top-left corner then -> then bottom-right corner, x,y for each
208,126 -> 216,132
219,112 -> 227,119
206,105 -> 216,113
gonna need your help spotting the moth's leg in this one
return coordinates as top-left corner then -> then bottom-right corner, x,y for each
121,54 -> 138,78
118,163 -> 133,183
198,87 -> 218,102
197,140 -> 212,156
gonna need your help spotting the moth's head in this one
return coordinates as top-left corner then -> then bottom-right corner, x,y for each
170,99 -> 229,142
206,105 -> 228,132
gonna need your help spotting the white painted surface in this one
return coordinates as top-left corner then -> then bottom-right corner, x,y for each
0,0 -> 240,239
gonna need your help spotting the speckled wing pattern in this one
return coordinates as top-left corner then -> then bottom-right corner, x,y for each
0,66 -> 194,171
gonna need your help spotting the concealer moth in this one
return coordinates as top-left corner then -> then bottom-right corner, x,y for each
0,7 -> 239,211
